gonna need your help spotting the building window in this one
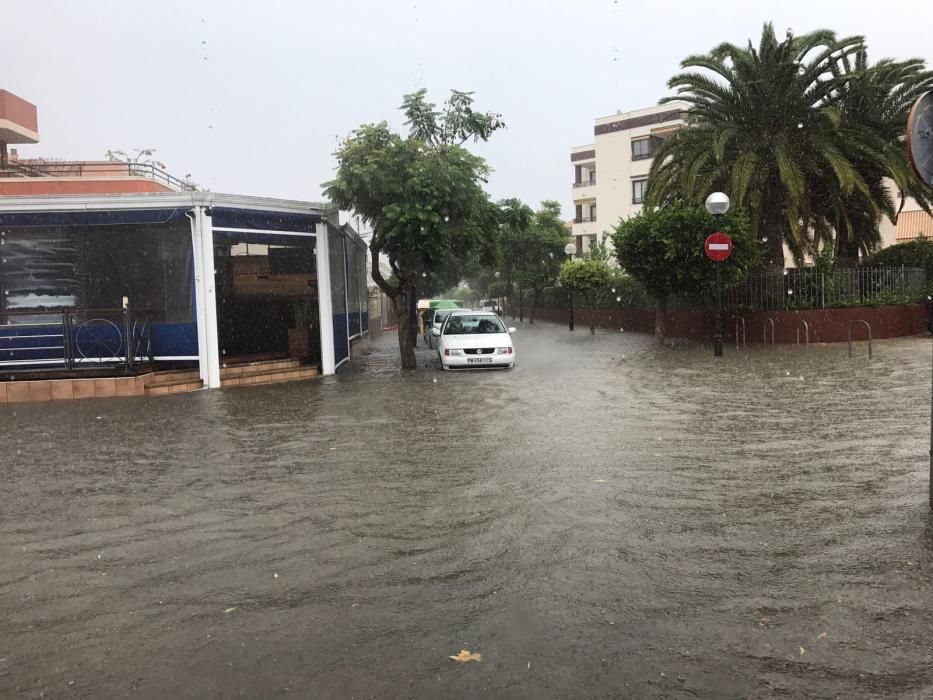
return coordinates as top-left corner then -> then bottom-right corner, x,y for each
632,179 -> 648,204
589,204 -> 597,221
574,204 -> 583,223
631,136 -> 662,161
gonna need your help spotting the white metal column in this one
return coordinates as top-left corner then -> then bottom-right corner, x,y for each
195,206 -> 222,388
189,211 -> 210,382
317,221 -> 336,376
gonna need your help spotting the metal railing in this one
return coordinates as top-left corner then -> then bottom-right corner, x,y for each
796,319 -> 810,349
848,320 -> 873,359
0,307 -> 154,370
734,316 -> 746,349
1,160 -> 197,191
763,318 -> 775,346
573,179 -> 597,188
126,163 -> 198,191
574,216 -> 597,223
725,266 -> 925,311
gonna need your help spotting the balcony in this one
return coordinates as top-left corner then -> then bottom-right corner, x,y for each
573,216 -> 597,224
573,178 -> 596,188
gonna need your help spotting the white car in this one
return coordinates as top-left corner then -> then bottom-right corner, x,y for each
426,308 -> 459,349
432,311 -> 516,370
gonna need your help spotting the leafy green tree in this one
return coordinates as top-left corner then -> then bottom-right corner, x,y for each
497,198 -> 535,320
519,201 -> 572,324
323,89 -> 503,369
647,23 -> 869,269
611,201 -> 758,340
497,199 -> 569,323
558,258 -> 612,334
868,237 -> 933,277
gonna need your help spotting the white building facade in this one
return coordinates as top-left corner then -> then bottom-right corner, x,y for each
570,102 -> 688,256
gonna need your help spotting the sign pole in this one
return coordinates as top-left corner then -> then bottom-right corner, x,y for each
904,91 -> 932,510
704,231 -> 732,358
714,264 -> 723,357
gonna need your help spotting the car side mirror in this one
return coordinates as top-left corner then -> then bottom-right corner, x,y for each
431,328 -> 440,337
508,327 -> 517,334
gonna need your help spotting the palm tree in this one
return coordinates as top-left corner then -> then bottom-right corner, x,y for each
647,23 -> 870,269
825,49 -> 933,264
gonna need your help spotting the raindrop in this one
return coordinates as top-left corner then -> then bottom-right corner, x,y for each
797,122 -> 804,129
611,288 -> 616,293
760,237 -> 768,243
444,215 -> 449,222
783,269 -> 788,276
787,289 -> 794,295
616,296 -> 622,302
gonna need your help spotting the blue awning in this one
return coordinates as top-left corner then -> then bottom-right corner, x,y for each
0,208 -> 189,227
211,208 -> 319,233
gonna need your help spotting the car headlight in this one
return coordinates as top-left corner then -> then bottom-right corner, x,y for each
445,348 -> 464,356
495,347 -> 513,354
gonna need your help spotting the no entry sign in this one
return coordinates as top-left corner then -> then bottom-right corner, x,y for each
705,232 -> 733,262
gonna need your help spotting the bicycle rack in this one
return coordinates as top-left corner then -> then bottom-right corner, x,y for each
763,318 -> 775,346
795,319 -> 810,350
734,317 -> 746,350
848,320 -> 872,359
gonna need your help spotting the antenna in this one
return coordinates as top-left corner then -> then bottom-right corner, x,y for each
907,91 -> 933,187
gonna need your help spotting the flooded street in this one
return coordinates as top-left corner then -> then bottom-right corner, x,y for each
2,323 -> 933,699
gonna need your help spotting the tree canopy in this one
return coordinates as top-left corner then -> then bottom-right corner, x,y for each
612,201 -> 758,338
323,89 -> 503,368
646,23 -> 933,268
559,257 -> 613,334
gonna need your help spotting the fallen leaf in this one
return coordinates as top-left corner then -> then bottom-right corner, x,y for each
817,632 -> 827,639
224,607 -> 238,614
449,649 -> 481,663
799,646 -> 806,655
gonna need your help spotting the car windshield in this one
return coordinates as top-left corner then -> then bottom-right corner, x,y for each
433,310 -> 452,325
443,315 -> 505,335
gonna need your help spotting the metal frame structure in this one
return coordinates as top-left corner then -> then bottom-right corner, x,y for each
0,192 -> 354,388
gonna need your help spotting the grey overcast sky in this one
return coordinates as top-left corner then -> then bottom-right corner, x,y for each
2,0 -> 929,217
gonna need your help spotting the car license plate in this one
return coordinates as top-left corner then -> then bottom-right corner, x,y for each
467,357 -> 493,364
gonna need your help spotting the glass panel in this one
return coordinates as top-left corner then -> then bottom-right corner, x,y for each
328,225 -> 348,364
213,231 -> 318,362
0,221 -> 193,323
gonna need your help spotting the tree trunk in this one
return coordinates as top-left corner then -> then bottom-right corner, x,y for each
761,217 -> 786,272
655,296 -> 667,343
529,289 -> 538,325
392,290 -> 418,370
519,286 -> 524,323
408,286 -> 418,348
835,235 -> 859,268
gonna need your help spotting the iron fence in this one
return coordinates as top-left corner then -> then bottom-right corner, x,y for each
509,266 -> 927,314
723,266 -> 926,311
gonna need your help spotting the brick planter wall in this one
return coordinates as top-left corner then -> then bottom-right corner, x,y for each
519,304 -> 929,344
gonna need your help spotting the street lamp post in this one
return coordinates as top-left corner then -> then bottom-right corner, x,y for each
705,192 -> 731,357
564,243 -> 577,332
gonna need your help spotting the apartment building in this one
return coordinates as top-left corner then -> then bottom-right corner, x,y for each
570,99 -> 932,259
570,101 -> 688,256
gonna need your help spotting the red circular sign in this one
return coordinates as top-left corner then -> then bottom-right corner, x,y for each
705,232 -> 733,262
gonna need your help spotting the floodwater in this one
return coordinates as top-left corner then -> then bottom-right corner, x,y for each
2,323 -> 932,699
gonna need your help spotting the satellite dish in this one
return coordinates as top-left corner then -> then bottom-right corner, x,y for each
907,91 -> 933,187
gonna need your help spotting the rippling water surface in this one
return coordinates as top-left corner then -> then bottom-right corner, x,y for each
2,323 -> 932,698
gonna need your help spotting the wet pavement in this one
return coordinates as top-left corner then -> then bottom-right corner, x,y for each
2,322 -> 932,699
